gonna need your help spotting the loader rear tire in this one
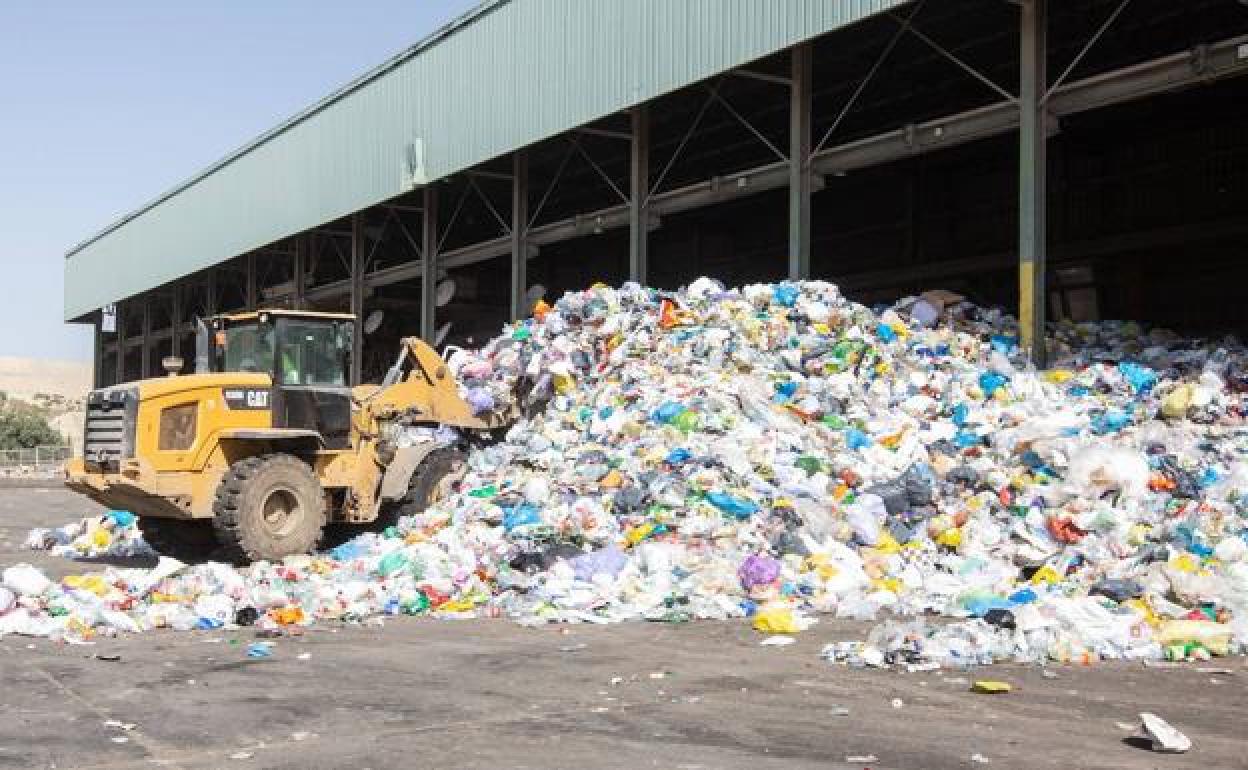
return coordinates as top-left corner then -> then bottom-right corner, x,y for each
392,448 -> 467,521
212,454 -> 326,563
137,518 -> 218,563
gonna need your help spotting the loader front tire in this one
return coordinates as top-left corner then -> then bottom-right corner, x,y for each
393,448 -> 467,520
213,454 -> 326,563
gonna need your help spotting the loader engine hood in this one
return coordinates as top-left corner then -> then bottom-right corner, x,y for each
82,373 -> 273,470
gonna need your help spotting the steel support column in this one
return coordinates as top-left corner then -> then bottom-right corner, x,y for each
140,295 -> 152,379
93,312 -> 103,389
629,105 -> 649,284
511,151 -> 529,320
205,271 -> 218,316
115,300 -> 125,385
170,283 -> 182,359
245,254 -> 258,310
789,43 -> 812,280
1019,0 -> 1048,366
421,185 -> 439,343
349,214 -> 364,385
293,238 -> 307,310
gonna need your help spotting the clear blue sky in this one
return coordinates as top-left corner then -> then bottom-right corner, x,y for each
0,0 -> 479,362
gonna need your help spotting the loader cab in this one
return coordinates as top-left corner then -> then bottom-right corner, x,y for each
203,310 -> 355,449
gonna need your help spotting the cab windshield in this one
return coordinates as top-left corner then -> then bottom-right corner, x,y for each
215,316 -> 351,386
274,317 -> 351,386
221,322 -> 274,374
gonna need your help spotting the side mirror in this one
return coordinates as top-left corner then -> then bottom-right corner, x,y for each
162,356 -> 184,376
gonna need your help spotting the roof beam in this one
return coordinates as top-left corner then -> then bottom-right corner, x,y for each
371,34 -> 1248,275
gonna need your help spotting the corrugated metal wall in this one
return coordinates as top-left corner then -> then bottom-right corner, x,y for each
63,0 -> 903,320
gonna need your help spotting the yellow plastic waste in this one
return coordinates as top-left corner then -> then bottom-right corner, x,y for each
437,599 -> 475,613
971,680 -> 1012,694
1161,385 -> 1193,419
1170,553 -> 1200,573
63,574 -> 112,597
752,606 -> 801,634
553,373 -> 576,395
936,527 -> 963,549
803,555 -> 840,581
873,533 -> 902,555
1124,598 -> 1162,628
1030,565 -> 1062,585
871,577 -> 902,595
91,529 -> 112,549
1157,620 -> 1232,656
1045,369 -> 1074,384
625,523 -> 656,546
268,606 -> 305,626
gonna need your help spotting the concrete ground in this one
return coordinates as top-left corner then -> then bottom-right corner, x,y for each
1,487 -> 1245,770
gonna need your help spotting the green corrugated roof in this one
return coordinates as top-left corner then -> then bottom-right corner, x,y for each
65,0 -> 904,321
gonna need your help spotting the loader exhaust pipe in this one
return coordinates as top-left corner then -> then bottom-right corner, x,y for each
194,317 -> 211,374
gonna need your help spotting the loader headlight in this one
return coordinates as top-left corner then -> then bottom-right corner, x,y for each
158,404 -> 198,451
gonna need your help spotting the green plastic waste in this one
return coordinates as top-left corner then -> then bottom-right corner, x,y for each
795,455 -> 823,477
671,410 -> 701,433
377,551 -> 410,577
402,593 -> 430,615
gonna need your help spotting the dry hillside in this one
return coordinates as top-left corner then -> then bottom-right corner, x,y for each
0,356 -> 91,451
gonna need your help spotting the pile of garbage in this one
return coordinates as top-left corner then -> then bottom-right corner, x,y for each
24,510 -> 153,560
6,278 -> 1248,668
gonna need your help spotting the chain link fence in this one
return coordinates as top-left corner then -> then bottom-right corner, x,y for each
0,445 -> 71,478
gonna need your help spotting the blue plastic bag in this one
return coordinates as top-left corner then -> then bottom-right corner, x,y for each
951,403 -> 969,427
774,380 -> 799,399
845,428 -> 871,450
978,371 -> 1009,397
330,539 -> 368,561
665,448 -> 692,465
876,323 -> 897,343
772,284 -> 799,308
503,503 -> 542,532
990,334 -> 1018,355
954,429 -> 981,448
651,401 -> 686,424
1118,361 -> 1158,394
106,510 -> 136,528
706,492 -> 759,519
1090,410 -> 1130,434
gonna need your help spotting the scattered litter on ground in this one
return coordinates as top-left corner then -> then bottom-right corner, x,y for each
1136,712 -> 1191,753
971,680 -> 1012,694
3,278 -> 1247,674
246,642 -> 274,659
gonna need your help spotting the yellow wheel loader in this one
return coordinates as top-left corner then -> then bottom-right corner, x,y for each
66,309 -> 513,563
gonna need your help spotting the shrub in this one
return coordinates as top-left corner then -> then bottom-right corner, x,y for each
0,400 -> 64,450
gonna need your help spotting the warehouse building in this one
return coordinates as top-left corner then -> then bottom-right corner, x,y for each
65,0 -> 1248,386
